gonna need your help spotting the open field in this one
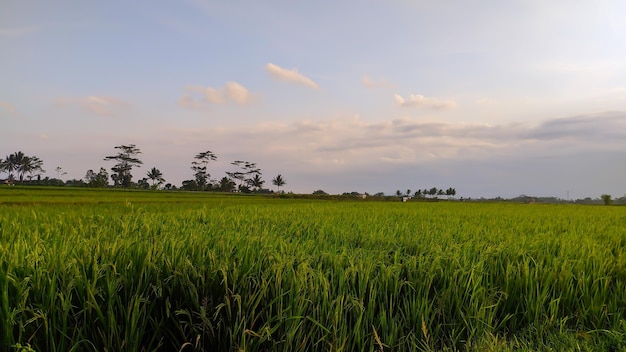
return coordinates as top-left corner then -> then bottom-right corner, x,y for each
1,187 -> 625,351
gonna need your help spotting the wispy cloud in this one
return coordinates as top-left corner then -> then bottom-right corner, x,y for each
362,75 -> 393,89
161,111 -> 626,170
536,60 -> 624,75
394,93 -> 457,109
265,63 -> 320,90
178,82 -> 256,108
55,96 -> 131,116
0,25 -> 38,37
0,101 -> 18,115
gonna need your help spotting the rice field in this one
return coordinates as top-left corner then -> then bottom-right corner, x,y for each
0,187 -> 625,351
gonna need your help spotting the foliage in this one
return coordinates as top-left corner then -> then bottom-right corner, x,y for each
601,194 -> 613,205
0,188 -> 626,351
104,144 -> 143,188
146,167 -> 165,189
272,174 -> 286,192
0,151 -> 45,182
247,173 -> 265,191
191,151 -> 217,190
216,177 -> 236,192
226,160 -> 261,190
84,167 -> 109,188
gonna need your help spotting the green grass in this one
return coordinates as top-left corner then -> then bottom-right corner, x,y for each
0,186 -> 625,351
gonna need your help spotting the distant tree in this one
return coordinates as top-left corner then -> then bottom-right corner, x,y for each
65,178 -> 86,187
137,178 -> 150,189
1,152 -> 21,180
55,166 -> 67,180
191,150 -> 217,190
104,144 -> 142,188
226,160 -> 261,189
23,156 -> 44,181
0,152 -> 45,182
181,179 -> 199,191
146,167 -> 165,189
248,173 -> 265,191
406,189 -> 411,197
429,187 -> 438,198
601,194 -> 613,205
414,190 -> 423,198
445,187 -> 457,199
272,174 -> 286,192
373,192 -> 385,197
313,189 -> 328,195
85,167 -> 109,188
217,177 -> 236,192
396,190 -> 402,197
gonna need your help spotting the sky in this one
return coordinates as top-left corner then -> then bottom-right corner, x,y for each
1,0 -> 625,198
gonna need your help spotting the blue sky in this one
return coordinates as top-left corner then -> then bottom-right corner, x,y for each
1,0 -> 625,198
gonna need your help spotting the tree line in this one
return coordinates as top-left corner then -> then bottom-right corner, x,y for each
0,145 -> 287,193
395,187 -> 457,199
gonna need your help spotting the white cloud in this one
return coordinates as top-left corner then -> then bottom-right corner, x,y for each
394,93 -> 457,109
55,96 -> 131,116
178,82 -> 256,108
265,63 -> 320,90
362,75 -> 393,89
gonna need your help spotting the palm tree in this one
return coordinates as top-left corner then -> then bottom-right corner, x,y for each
146,167 -> 165,188
272,174 -> 286,192
24,156 -> 44,181
4,152 -> 25,181
248,174 -> 264,191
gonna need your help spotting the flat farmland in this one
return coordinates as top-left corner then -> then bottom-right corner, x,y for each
1,187 -> 625,351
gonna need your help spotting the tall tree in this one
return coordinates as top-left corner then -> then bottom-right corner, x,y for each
272,174 -> 286,192
248,174 -> 265,191
7,151 -> 26,181
191,150 -> 217,190
1,152 -> 44,182
5,152 -> 22,180
147,167 -> 165,188
104,144 -> 142,188
22,156 -> 44,181
226,160 -> 261,191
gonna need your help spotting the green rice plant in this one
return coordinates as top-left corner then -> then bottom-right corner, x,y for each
0,187 -> 625,351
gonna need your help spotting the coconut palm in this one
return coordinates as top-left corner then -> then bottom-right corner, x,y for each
4,152 -> 24,181
248,173 -> 264,191
272,174 -> 286,192
146,167 -> 165,188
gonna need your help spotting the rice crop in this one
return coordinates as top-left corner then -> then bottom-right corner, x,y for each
0,187 -> 625,351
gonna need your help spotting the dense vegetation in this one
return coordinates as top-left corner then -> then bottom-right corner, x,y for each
1,187 -> 625,351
